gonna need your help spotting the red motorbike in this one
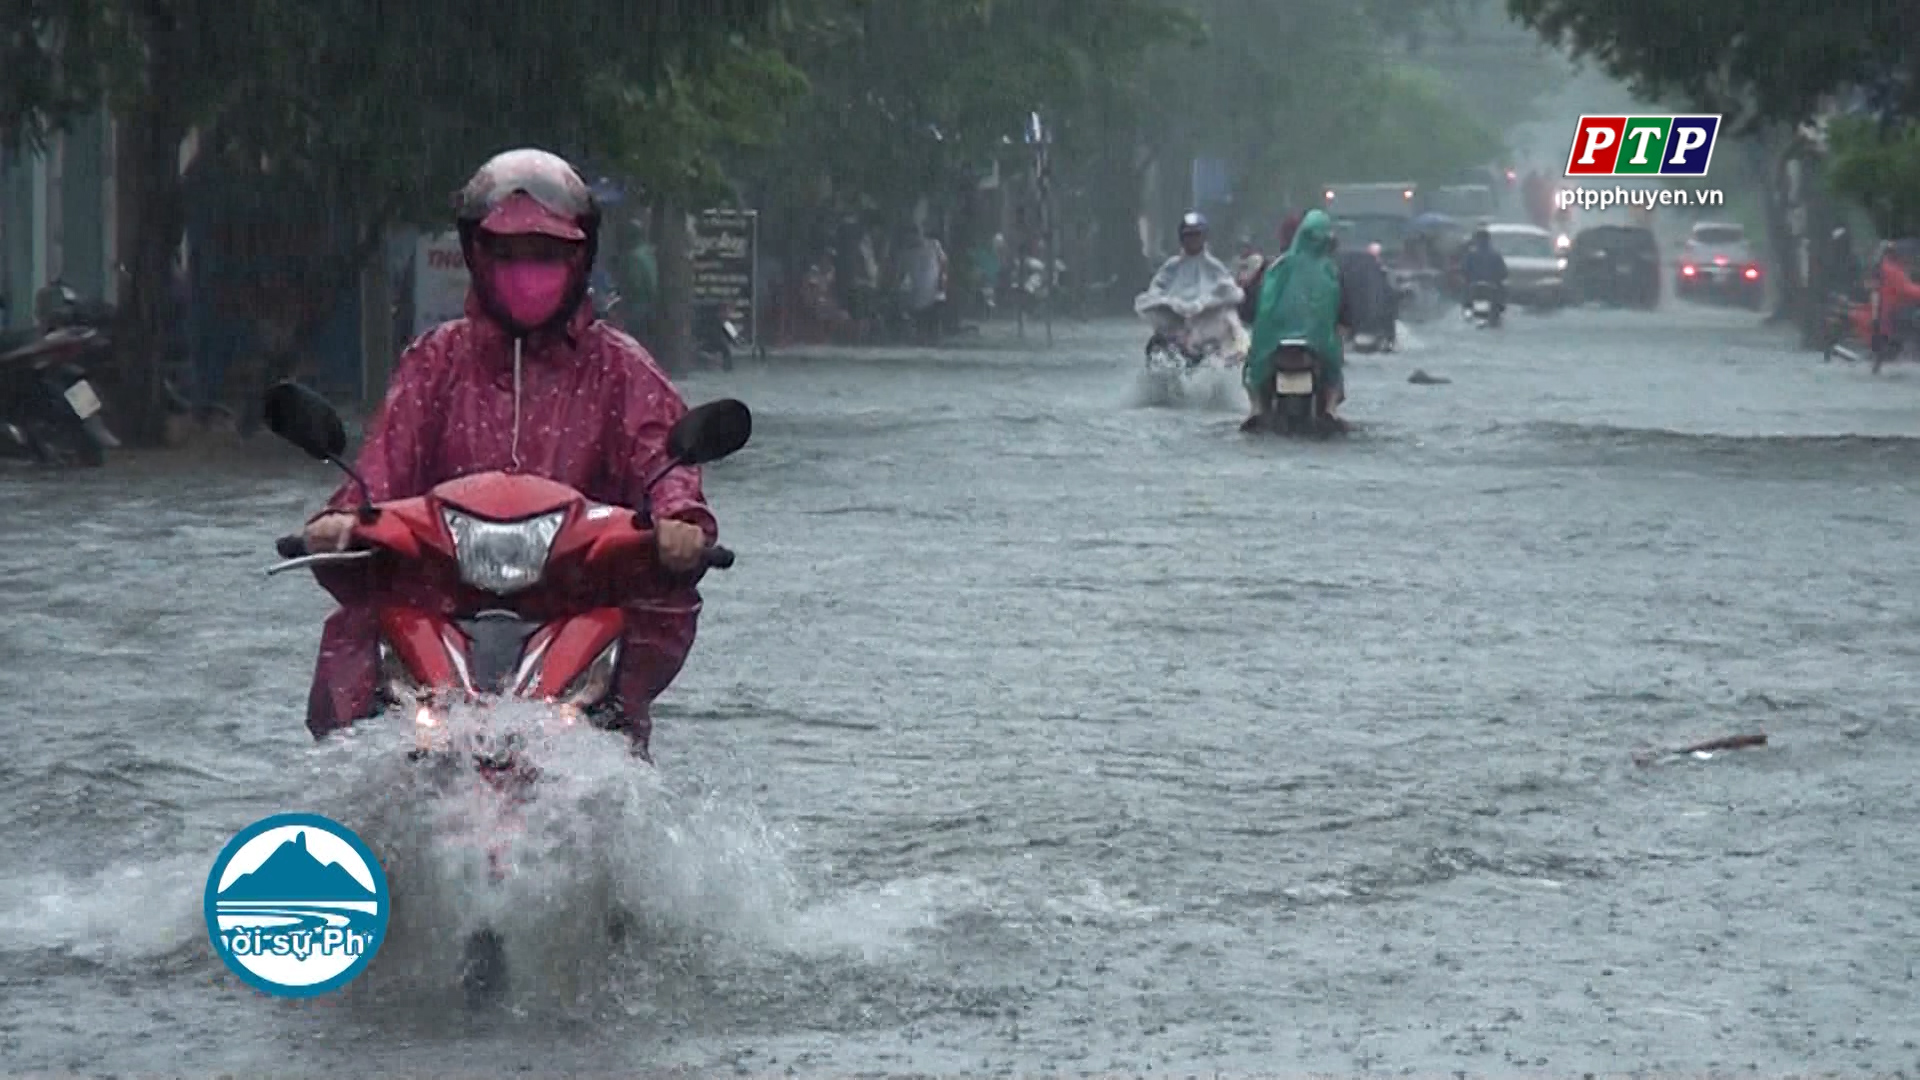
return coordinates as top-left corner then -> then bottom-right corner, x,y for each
261,381 -> 750,1002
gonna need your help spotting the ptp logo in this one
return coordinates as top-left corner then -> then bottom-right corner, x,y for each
1565,115 -> 1720,177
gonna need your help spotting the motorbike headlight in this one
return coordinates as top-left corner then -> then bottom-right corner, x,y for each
441,508 -> 565,595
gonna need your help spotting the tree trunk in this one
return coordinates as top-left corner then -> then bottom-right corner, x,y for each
1797,156 -> 1839,348
115,28 -> 190,448
655,199 -> 694,372
1753,133 -> 1804,326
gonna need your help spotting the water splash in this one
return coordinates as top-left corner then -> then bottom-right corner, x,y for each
1125,363 -> 1245,411
0,856 -> 211,966
289,702 -> 804,1017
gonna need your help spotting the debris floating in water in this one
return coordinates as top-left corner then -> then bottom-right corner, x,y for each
1407,369 -> 1449,385
1633,732 -> 1768,767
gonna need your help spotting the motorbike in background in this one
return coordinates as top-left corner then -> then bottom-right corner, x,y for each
1242,338 -> 1339,438
1464,282 -> 1503,329
1824,287 -> 1920,372
1138,295 -> 1248,371
695,302 -> 745,370
0,283 -> 122,467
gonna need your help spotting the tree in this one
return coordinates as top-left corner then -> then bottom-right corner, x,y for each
0,0 -> 789,443
590,39 -> 808,370
1505,0 -> 1914,130
1826,117 -> 1920,238
1138,0 -> 1511,243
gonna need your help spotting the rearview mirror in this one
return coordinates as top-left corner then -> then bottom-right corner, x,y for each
263,381 -> 347,461
666,398 -> 752,467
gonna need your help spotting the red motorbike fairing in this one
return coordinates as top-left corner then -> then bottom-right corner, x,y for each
314,472 -> 677,707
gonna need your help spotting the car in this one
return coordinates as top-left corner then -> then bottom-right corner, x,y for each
1483,223 -> 1568,308
1677,221 -> 1764,309
1567,224 -> 1661,308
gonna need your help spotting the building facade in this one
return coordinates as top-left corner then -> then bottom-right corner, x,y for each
0,106 -> 116,331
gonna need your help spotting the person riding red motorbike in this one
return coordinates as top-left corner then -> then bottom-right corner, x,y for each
296,148 -> 716,756
1874,241 -> 1920,352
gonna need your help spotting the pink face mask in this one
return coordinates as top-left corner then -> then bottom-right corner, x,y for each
490,261 -> 572,329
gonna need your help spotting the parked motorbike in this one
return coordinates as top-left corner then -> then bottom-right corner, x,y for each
695,303 -> 745,370
1241,339 -> 1339,438
0,284 -> 121,466
1823,287 -> 1920,372
1464,282 -> 1503,329
260,380 -> 751,1003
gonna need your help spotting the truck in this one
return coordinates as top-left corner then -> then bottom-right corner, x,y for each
1322,182 -> 1419,219
1321,182 -> 1420,263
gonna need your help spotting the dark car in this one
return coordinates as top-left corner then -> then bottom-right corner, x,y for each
1567,224 -> 1661,308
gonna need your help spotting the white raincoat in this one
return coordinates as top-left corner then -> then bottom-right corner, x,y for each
1134,251 -> 1248,362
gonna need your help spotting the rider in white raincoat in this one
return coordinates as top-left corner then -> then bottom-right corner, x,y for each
1134,212 -> 1248,365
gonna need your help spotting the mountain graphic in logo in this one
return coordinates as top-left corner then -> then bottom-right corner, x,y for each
216,828 -> 377,903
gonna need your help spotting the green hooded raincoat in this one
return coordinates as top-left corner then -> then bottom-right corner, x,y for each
1245,208 -> 1343,395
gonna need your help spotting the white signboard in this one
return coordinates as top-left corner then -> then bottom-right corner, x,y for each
412,232 -> 469,336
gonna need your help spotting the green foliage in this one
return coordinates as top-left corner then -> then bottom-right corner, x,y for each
744,0 -> 1195,219
589,39 -> 809,208
1337,68 -> 1506,186
1826,116 -> 1920,237
1505,0 -> 1916,128
0,0 -> 791,219
1151,0 -> 1507,225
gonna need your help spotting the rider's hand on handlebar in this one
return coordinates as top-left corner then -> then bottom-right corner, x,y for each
655,518 -> 706,572
304,512 -> 356,553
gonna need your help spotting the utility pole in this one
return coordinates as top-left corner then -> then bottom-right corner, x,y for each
1026,110 -> 1054,348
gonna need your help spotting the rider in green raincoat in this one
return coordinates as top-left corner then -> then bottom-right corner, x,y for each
1245,208 -> 1346,418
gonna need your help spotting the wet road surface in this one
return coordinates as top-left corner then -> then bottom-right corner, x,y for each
4,302 -> 1920,1075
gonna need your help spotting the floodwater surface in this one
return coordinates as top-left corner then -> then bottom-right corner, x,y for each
3,304 -> 1918,1075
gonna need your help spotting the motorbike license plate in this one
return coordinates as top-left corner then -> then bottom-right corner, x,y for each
1276,372 -> 1315,396
64,379 -> 102,419
1353,333 -> 1375,347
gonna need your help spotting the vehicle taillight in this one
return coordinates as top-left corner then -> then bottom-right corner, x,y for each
1681,264 -> 1696,277
1713,255 -> 1728,265
1743,266 -> 1760,280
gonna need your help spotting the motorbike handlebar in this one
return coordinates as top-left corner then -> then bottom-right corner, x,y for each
272,534 -> 734,569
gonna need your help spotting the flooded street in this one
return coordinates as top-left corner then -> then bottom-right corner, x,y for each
4,305 -> 1920,1075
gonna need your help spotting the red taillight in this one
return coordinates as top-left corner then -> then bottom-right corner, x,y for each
1743,266 -> 1759,280
1681,265 -> 1696,276
1712,255 -> 1728,265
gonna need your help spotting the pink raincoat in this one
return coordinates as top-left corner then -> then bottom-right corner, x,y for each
304,291 -> 716,752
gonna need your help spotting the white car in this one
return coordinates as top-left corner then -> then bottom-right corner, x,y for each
1677,221 -> 1764,308
1484,223 -> 1569,308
